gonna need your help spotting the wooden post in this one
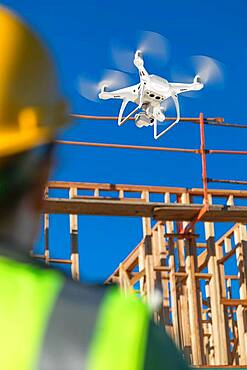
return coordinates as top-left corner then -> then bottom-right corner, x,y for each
119,189 -> 124,199
185,236 -> 204,365
157,220 -> 170,327
94,188 -> 100,197
226,278 -> 239,365
152,224 -> 164,322
145,253 -> 155,305
69,187 -> 80,280
44,187 -> 49,265
217,239 -> 231,363
179,192 -> 193,363
205,281 -> 214,364
119,263 -> 131,294
165,192 -> 181,348
44,213 -> 49,265
139,190 -> 153,301
138,243 -> 146,297
205,194 -> 229,364
234,225 -> 247,364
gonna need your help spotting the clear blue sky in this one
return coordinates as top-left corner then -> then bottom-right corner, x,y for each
2,0 -> 247,281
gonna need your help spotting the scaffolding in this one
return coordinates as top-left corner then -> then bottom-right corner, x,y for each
35,113 -> 247,367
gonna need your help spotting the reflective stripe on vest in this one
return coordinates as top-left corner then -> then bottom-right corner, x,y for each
0,256 -> 150,370
0,256 -> 64,370
88,287 -> 150,370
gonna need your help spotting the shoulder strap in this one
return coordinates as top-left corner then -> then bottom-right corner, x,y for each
88,287 -> 150,370
0,256 -> 63,370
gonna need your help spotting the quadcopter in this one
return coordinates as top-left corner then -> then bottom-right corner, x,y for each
98,50 -> 204,139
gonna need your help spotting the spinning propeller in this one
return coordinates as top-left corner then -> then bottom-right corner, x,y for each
191,55 -> 224,86
171,55 -> 225,96
111,31 -> 170,73
78,69 -> 132,102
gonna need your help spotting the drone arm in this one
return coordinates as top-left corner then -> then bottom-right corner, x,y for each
137,65 -> 149,80
170,79 -> 203,95
138,83 -> 145,108
153,95 -> 180,139
170,83 -> 192,95
134,51 -> 149,80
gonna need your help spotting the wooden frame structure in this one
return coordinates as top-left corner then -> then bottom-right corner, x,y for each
34,113 -> 247,367
106,200 -> 247,366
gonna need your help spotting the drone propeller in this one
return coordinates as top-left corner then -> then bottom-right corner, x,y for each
111,31 -> 170,74
191,55 -> 224,86
171,55 -> 225,97
78,69 -> 132,102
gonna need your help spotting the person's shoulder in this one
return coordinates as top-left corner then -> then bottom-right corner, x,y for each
39,279 -> 111,369
60,278 -> 108,307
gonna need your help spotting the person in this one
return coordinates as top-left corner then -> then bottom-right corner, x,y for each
0,6 -> 189,370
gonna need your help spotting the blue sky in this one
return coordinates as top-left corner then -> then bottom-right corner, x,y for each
2,0 -> 247,281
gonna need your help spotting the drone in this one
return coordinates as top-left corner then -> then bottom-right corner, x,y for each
98,50 -> 204,139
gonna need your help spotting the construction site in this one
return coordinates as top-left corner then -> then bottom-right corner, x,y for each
32,113 -> 247,368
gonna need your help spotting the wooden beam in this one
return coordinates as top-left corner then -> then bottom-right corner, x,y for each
215,223 -> 240,247
44,198 -> 247,223
48,181 -> 247,199
31,254 -> 72,264
221,298 -> 247,307
129,269 -> 145,286
217,246 -> 238,265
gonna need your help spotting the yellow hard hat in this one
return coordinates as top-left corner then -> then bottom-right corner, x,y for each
0,6 -> 69,158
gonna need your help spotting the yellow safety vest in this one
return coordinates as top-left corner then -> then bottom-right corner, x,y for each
0,256 -> 150,370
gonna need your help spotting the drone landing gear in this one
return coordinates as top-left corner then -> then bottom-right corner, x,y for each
117,100 -> 140,126
118,84 -> 146,126
153,95 -> 180,139
153,118 -> 180,139
117,94 -> 181,139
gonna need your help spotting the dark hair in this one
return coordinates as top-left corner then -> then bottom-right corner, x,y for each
0,143 -> 54,213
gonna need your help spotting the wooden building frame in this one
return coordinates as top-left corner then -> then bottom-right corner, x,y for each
34,113 -> 247,367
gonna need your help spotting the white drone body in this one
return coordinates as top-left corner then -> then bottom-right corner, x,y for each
99,51 -> 204,139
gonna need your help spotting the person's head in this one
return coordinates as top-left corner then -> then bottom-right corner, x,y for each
0,6 -> 69,246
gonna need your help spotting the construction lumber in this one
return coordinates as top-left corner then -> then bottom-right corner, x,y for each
44,198 -> 247,223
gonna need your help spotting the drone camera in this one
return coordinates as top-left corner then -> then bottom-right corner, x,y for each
135,112 -> 152,128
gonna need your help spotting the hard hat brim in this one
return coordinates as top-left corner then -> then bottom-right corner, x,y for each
0,100 -> 70,158
0,126 -> 58,158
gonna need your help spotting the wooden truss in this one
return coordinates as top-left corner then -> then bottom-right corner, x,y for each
106,195 -> 247,366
